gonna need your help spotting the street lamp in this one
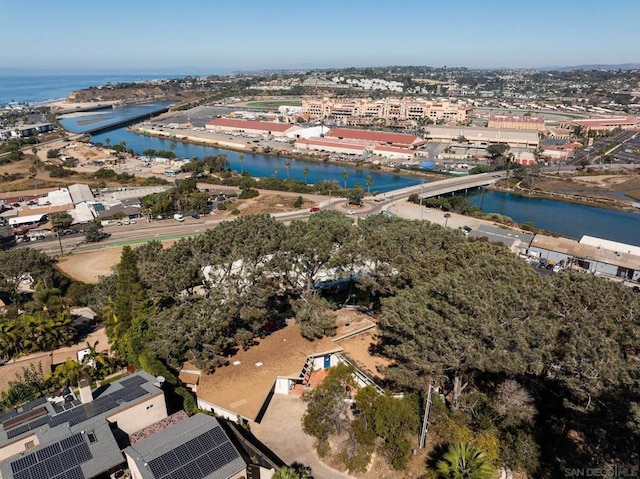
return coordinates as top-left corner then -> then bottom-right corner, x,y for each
444,213 -> 452,228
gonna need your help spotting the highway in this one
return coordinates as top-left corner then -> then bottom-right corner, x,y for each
22,172 -> 508,256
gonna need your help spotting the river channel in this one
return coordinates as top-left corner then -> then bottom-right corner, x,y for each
59,103 -> 640,247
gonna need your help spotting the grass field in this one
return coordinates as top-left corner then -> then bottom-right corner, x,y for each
246,100 -> 302,109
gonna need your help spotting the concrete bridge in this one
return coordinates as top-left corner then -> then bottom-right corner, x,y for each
381,171 -> 507,202
85,105 -> 171,136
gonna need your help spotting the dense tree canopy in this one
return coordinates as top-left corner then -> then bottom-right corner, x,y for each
86,212 -> 640,474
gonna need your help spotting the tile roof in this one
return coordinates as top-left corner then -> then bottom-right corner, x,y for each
326,127 -> 425,146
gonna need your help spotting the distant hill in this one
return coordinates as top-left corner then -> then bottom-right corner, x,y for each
538,63 -> 640,71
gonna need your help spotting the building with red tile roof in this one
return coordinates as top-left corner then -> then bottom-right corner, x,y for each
326,127 -> 425,148
205,118 -> 301,137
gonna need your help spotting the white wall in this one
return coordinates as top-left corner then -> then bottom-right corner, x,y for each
197,398 -> 246,423
107,393 -> 167,434
0,433 -> 39,462
274,377 -> 293,395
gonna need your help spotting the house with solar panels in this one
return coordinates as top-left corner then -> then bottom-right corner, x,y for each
124,414 -> 248,479
0,371 -> 168,479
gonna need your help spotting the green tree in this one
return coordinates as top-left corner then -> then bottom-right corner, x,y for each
239,153 -> 244,174
273,166 -> 279,178
436,443 -> 495,479
302,166 -> 310,184
365,175 -> 373,194
291,293 -> 336,339
302,363 -> 355,446
272,465 -> 312,479
284,160 -> 291,180
347,185 -> 365,206
84,221 -> 108,243
342,169 -> 349,188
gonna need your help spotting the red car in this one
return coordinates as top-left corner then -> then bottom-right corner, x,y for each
310,206 -> 320,212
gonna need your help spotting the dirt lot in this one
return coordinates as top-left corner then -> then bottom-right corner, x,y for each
231,192 -> 320,215
522,173 -> 640,199
56,247 -> 123,283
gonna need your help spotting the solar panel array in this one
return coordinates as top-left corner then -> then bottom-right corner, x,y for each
53,399 -> 82,415
0,398 -> 48,424
146,426 -> 240,479
4,376 -> 149,439
10,433 -> 92,479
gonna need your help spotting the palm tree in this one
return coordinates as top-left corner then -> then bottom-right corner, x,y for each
436,443 -> 495,479
104,138 -> 111,150
273,166 -> 279,178
342,170 -> 349,188
302,166 -> 309,184
284,160 -> 291,180
365,175 -> 373,194
239,154 -> 244,174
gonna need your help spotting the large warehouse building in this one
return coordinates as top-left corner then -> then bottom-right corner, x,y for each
205,118 -> 301,137
426,125 -> 539,148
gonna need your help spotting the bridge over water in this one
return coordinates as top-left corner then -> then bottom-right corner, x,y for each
84,105 -> 170,136
382,171 -> 507,201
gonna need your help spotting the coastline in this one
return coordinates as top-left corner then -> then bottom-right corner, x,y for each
488,183 -> 639,212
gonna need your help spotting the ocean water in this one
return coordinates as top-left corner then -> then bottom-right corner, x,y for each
0,73 -> 179,105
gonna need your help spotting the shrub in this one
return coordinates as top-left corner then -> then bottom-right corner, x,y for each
238,188 -> 259,199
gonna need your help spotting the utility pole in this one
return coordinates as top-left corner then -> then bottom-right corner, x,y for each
419,385 -> 436,449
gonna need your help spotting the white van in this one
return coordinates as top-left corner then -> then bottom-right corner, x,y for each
173,214 -> 184,222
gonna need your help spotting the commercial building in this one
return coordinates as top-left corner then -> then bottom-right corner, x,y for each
302,97 -> 469,124
488,114 -> 545,131
325,127 -> 425,148
564,116 -> 640,133
205,118 -> 300,137
426,125 -> 539,149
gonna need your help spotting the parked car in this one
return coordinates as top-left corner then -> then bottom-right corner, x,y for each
553,265 -> 562,273
310,206 -> 320,213
345,209 -> 355,215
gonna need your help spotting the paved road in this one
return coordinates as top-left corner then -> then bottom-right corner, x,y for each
250,395 -> 356,479
22,172 -> 505,256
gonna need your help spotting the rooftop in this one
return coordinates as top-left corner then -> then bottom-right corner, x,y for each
0,372 -> 161,447
0,418 -> 124,479
194,324 -> 341,422
206,118 -> 298,133
326,127 -> 425,146
125,414 -> 246,479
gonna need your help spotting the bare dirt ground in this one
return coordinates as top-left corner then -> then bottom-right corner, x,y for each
231,192 -> 320,216
533,173 -> 640,195
56,247 -> 123,283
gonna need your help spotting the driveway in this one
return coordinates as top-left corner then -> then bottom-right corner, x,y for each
250,394 -> 356,479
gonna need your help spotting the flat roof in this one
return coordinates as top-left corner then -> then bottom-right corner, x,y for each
427,125 -> 539,142
532,234 -> 640,270
194,324 -> 341,421
295,137 -> 366,152
206,118 -> 297,133
580,235 -> 640,256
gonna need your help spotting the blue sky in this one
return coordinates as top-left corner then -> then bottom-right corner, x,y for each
1,0 -> 639,74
